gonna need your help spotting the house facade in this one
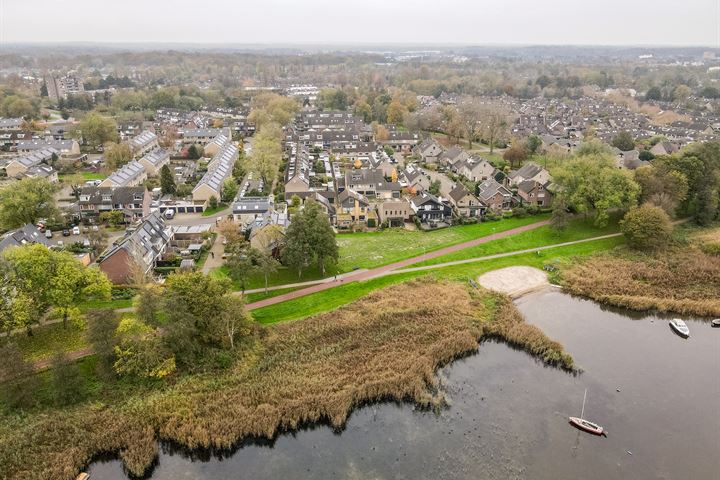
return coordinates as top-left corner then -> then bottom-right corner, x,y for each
78,186 -> 151,223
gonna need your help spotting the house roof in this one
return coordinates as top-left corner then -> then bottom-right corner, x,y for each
79,186 -> 146,205
106,161 -> 146,187
193,143 -> 238,194
0,224 -> 50,253
139,148 -> 169,168
232,196 -> 271,214
448,184 -> 477,203
477,178 -> 512,202
6,147 -> 58,169
17,139 -> 75,152
100,212 -> 170,272
130,130 -> 157,150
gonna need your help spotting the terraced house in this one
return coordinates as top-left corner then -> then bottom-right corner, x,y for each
336,188 -> 377,229
192,142 -> 238,206
78,186 -> 150,223
130,130 -> 159,158
137,148 -> 170,176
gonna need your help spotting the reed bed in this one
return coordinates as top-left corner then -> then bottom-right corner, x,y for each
561,247 -> 720,317
0,278 -> 571,480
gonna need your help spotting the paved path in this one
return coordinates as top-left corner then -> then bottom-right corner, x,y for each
234,270 -> 368,295
202,239 -> 225,274
245,219 -> 551,310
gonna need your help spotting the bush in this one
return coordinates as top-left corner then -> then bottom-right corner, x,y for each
620,204 -> 673,249
512,207 -> 527,218
700,242 -> 720,256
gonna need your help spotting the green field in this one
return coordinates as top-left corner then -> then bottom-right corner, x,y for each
250,235 -> 625,324
403,216 -> 620,268
202,203 -> 229,217
213,214 -> 550,290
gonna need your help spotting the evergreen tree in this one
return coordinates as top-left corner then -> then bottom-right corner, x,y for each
159,164 -> 176,195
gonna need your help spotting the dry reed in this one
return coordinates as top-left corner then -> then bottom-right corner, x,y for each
0,278 -> 572,479
561,247 -> 720,317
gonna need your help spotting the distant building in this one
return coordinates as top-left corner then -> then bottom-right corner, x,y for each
137,148 -> 170,176
130,131 -> 159,158
2,148 -> 58,178
232,196 -> 272,225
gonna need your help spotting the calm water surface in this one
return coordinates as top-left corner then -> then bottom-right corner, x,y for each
90,290 -> 720,480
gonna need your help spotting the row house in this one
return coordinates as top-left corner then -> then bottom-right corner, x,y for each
2,148 -> 58,178
378,199 -> 412,227
284,143 -> 312,201
100,161 -> 147,188
137,148 -> 170,176
192,142 -> 238,206
181,128 -> 231,146
378,131 -> 420,153
98,212 -> 172,284
17,139 -> 80,157
78,186 -> 150,223
130,131 -> 159,158
343,168 -> 401,200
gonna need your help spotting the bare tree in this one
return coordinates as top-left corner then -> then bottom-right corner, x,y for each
479,105 -> 511,154
458,98 -> 484,148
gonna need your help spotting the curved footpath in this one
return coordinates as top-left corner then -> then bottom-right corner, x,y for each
245,219 -> 552,310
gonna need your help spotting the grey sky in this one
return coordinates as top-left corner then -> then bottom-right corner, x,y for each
1,0 -> 718,46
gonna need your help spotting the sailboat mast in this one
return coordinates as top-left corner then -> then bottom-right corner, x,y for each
580,388 -> 587,419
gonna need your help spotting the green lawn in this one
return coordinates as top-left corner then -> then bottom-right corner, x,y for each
212,214 -> 550,290
336,214 -> 550,271
250,235 -> 625,324
59,172 -> 106,182
403,216 -> 620,268
242,286 -> 300,304
202,204 -> 229,217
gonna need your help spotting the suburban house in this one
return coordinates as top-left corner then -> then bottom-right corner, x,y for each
517,180 -> 553,207
378,131 -> 420,153
203,134 -> 230,157
400,164 -> 431,193
477,178 -> 514,211
456,156 -> 496,182
284,143 -> 311,200
410,192 -> 453,226
448,184 -> 485,218
508,162 -> 552,186
17,139 -> 80,156
192,142 -> 238,206
137,148 -> 170,176
2,148 -> 58,178
0,224 -> 50,254
615,149 -> 644,170
344,168 -> 401,200
0,130 -> 32,149
336,189 -> 377,228
99,161 -> 148,188
232,196 -> 273,225
439,146 -> 470,168
78,186 -> 151,223
378,199 -> 412,227
248,211 -> 290,255
412,137 -> 443,163
21,164 -> 59,182
368,150 -> 397,177
98,212 -> 172,284
130,131 -> 159,158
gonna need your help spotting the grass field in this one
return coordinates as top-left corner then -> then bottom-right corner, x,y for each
250,235 -> 625,324
403,215 -> 620,268
10,322 -> 89,362
213,214 -> 550,290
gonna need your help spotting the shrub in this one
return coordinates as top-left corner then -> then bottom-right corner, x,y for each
620,204 -> 673,249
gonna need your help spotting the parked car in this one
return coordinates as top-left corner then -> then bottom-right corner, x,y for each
72,226 -> 81,235
91,225 -> 99,232
45,229 -> 53,238
62,229 -> 70,236
164,209 -> 175,219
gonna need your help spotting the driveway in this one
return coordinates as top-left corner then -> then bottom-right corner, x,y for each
425,169 -> 456,197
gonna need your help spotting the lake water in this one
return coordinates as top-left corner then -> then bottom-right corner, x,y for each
89,290 -> 720,480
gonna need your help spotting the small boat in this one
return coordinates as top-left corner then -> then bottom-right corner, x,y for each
569,416 -> 605,436
75,473 -> 90,480
670,318 -> 690,338
711,319 -> 720,328
568,389 -> 606,436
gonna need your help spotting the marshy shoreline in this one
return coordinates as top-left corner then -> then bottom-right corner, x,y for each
0,278 -> 574,480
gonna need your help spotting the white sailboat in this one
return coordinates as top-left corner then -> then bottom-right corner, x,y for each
568,388 -> 605,436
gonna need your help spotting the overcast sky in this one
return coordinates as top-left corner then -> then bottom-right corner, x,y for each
1,0 -> 718,46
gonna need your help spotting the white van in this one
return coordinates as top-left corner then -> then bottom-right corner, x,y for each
72,226 -> 81,235
164,209 -> 175,219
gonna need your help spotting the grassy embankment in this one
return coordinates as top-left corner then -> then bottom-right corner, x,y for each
250,235 -> 625,324
212,214 -> 550,290
560,225 -> 720,317
0,278 -> 572,480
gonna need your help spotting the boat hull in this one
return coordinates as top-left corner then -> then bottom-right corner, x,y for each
568,417 -> 604,436
711,319 -> 720,328
670,322 -> 690,338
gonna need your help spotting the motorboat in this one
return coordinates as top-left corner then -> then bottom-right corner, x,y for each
669,318 -> 690,338
711,319 -> 720,328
